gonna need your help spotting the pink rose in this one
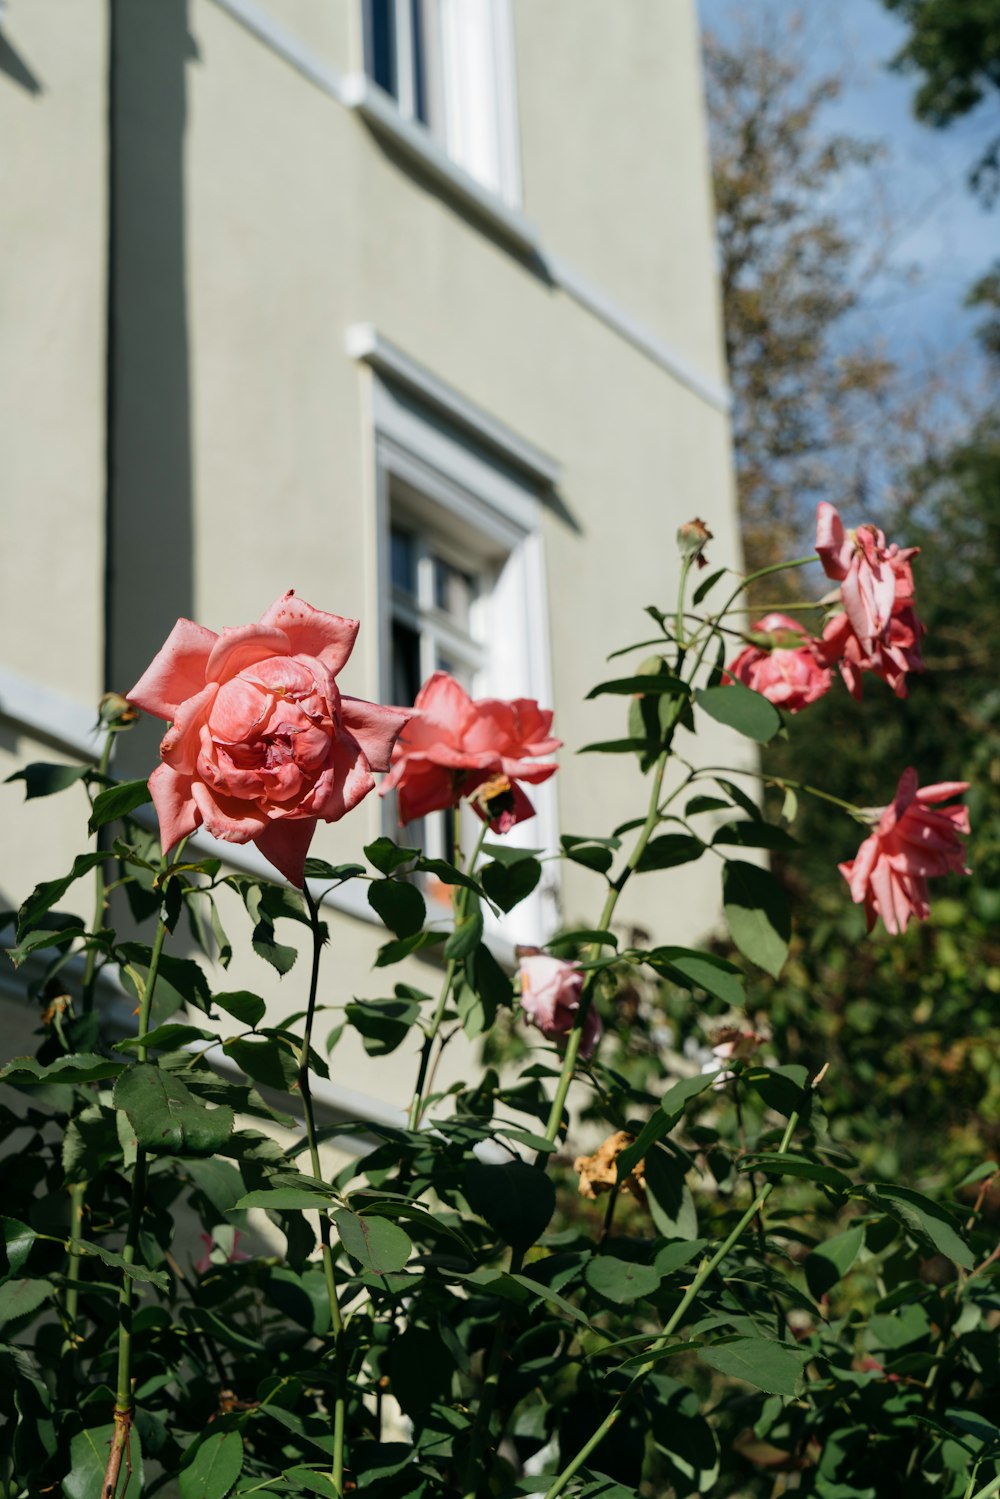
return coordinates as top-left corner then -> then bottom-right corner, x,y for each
379,671 -> 561,833
839,768 -> 970,935
518,955 -> 602,1058
725,613 -> 831,713
815,502 -> 919,649
820,602 -> 925,700
195,1228 -> 251,1274
127,591 -> 409,886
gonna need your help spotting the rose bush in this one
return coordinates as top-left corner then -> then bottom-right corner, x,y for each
1,507 -> 991,1499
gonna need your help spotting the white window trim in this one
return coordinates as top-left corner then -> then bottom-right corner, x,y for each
364,360 -> 561,950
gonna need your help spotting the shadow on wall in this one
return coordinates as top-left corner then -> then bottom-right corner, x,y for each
108,0 -> 197,777
0,25 -> 42,95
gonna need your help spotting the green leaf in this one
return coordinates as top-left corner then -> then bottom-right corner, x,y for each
16,851 -> 105,936
858,1183 -> 974,1269
118,943 -> 213,1020
585,1255 -> 661,1304
481,857 -> 541,912
333,1209 -> 411,1273
114,1064 -> 234,1157
223,1036 -> 299,1092
303,859 -> 365,882
64,1424 -> 144,1499
6,916 -> 85,966
700,1336 -> 806,1395
77,1238 -> 170,1290
805,1225 -> 865,1299
375,929 -> 445,967
617,1075 -> 720,1177
415,857 -> 482,895
636,835 -> 705,873
88,778 -> 152,832
655,1239 -> 708,1277
213,990 -> 267,1028
561,841 -> 614,874
692,566 -> 727,605
114,1022 -> 215,1053
744,1064 -> 808,1117
444,909 -> 485,959
644,947 -> 745,1006
644,1148 -> 698,1240
367,878 -> 426,938
739,1153 -> 851,1192
696,683 -> 782,744
579,737 -> 653,755
550,928 -> 618,950
0,1277 -> 51,1326
0,1053 -> 124,1085
685,794 -> 731,816
1,1218 -> 37,1278
235,1188 -> 333,1212
647,1374 -> 720,1495
364,837 -> 419,875
480,842 -> 543,866
5,761 -> 90,798
346,997 -> 421,1056
722,860 -> 790,977
180,1430 -> 244,1499
713,821 -> 799,851
464,1161 -> 555,1252
587,673 -> 687,698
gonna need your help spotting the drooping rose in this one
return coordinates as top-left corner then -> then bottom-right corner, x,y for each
518,954 -> 602,1058
725,613 -> 831,713
820,602 -> 925,700
839,768 -> 970,935
127,591 -> 409,886
815,502 -> 919,649
379,671 -> 560,833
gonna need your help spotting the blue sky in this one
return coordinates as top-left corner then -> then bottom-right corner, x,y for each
697,0 -> 997,373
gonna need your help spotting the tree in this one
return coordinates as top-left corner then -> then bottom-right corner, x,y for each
881,0 -> 1000,203
703,19 -> 941,587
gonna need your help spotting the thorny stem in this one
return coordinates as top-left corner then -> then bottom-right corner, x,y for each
103,912 -> 168,1499
542,1078 -> 822,1499
407,817 -> 490,1131
65,728 -> 115,1353
301,882 -> 347,1498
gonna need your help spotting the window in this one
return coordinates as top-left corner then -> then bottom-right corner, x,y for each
362,0 -> 522,205
369,373 -> 558,947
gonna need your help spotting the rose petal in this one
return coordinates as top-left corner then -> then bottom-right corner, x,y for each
148,763 -> 201,853
254,816 -> 318,887
206,623 -> 291,684
127,617 -> 218,721
340,697 -> 411,773
190,781 -> 269,842
258,591 -> 360,676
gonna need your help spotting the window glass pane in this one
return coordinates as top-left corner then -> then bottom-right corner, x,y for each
391,527 -> 417,596
392,620 -> 422,705
435,650 -> 474,690
411,0 -> 428,124
433,554 -> 475,627
367,0 -> 396,96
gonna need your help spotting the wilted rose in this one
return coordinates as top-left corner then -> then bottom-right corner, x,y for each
518,954 -> 602,1058
725,613 -> 831,713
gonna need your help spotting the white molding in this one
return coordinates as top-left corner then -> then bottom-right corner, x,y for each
347,324 -> 560,489
545,252 -> 732,413
0,665 -> 104,759
341,71 -> 542,258
205,0 -> 732,415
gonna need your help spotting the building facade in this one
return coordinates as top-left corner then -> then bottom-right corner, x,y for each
1,0 -> 740,1120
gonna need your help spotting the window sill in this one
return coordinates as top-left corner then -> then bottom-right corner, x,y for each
341,73 -> 542,262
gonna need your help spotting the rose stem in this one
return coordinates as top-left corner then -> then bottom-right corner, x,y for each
102,907 -> 168,1499
301,882 -> 348,1498
64,726 -> 116,1353
407,816 -> 490,1132
465,562 -> 706,1494
541,1085 -> 817,1499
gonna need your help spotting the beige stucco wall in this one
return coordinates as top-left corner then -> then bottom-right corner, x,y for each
1,0 -> 743,1117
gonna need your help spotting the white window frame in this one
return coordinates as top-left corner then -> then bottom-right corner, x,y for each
369,374 -> 560,949
360,0 -> 522,207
